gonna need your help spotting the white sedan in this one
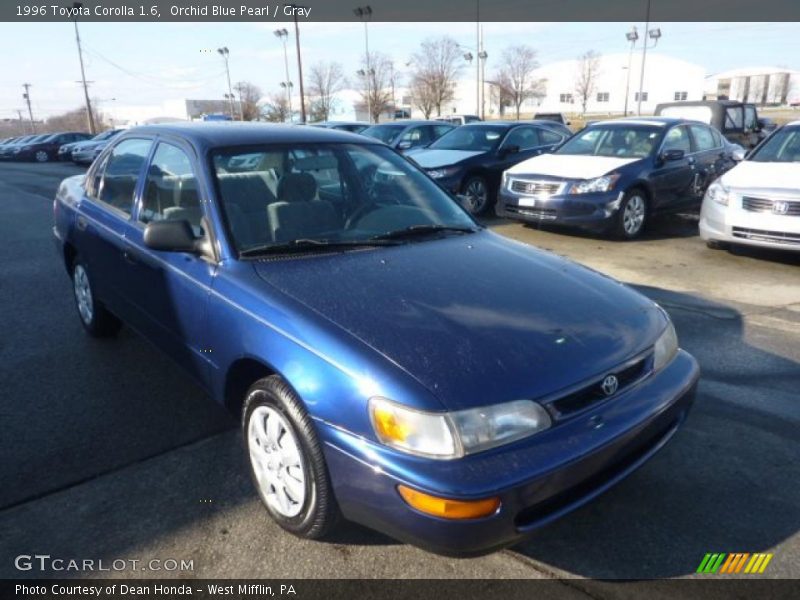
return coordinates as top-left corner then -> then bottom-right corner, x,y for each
700,121 -> 800,252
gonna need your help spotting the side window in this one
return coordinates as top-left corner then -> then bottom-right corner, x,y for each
744,106 -> 758,131
725,107 -> 743,131
710,128 -> 723,148
689,125 -> 718,152
539,129 -> 564,145
97,138 -> 152,215
85,154 -> 110,199
662,126 -> 691,154
504,126 -> 540,150
140,142 -> 203,235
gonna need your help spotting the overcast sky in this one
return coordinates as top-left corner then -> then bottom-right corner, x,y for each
1,21 -> 799,120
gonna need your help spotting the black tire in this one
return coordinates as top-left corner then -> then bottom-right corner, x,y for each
461,175 -> 493,215
705,239 -> 729,250
71,258 -> 122,337
243,375 -> 340,539
613,188 -> 649,239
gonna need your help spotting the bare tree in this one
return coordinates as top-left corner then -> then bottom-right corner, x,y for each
493,45 -> 545,120
233,81 -> 263,121
262,92 -> 290,122
356,51 -> 394,123
45,105 -> 107,133
574,50 -> 601,116
409,36 -> 463,117
409,73 -> 437,119
307,61 -> 345,122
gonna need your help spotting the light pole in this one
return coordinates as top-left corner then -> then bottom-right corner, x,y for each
623,26 -> 638,116
71,2 -> 96,134
274,28 -> 293,119
636,0 -> 662,116
354,5 -> 373,122
291,5 -> 308,123
461,44 -> 488,119
279,82 -> 294,122
217,47 -> 235,119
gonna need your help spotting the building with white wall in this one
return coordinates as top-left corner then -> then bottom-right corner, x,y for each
704,66 -> 800,105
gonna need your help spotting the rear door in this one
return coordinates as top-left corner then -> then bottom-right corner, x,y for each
73,137 -> 153,318
688,124 -> 727,202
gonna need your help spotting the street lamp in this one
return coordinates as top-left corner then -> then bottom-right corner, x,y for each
274,28 -> 293,119
623,26 -> 639,116
354,5 -> 373,122
217,47 -> 235,119
636,0 -> 662,116
460,43 -> 488,119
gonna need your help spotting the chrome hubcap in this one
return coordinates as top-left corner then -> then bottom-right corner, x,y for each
623,195 -> 645,235
464,179 -> 487,213
73,265 -> 94,325
247,405 -> 306,518
35,151 -> 48,162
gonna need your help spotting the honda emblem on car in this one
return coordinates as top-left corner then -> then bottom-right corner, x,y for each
772,201 -> 789,215
601,375 -> 619,396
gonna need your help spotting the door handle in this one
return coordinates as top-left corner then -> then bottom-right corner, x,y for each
123,246 -> 139,265
76,216 -> 88,231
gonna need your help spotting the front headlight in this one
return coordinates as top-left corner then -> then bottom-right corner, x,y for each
704,181 -> 730,206
653,321 -> 679,372
569,173 -> 621,194
427,166 -> 460,179
369,396 -> 551,459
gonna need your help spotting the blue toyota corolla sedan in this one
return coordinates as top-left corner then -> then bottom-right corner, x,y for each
53,123 -> 699,555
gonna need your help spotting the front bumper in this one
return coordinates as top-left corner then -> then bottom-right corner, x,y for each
72,151 -> 97,164
319,350 -> 699,555
497,187 -> 622,231
700,196 -> 800,252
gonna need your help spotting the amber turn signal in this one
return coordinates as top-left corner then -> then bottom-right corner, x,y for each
397,485 -> 501,520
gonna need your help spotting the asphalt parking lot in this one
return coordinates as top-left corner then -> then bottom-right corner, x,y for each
0,161 -> 798,589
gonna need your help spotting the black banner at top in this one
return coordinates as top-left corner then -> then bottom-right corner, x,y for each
4,0 -> 800,22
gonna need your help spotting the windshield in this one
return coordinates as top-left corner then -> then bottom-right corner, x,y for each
26,134 -> 50,144
428,125 -> 507,151
211,143 -> 477,254
556,125 -> 661,158
361,124 -> 406,145
749,127 -> 800,162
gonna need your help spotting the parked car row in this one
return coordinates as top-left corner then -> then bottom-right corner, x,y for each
0,129 -> 124,163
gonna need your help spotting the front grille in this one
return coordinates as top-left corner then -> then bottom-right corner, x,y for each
505,206 -> 557,220
742,196 -> 800,216
732,227 -> 800,245
548,356 -> 650,419
510,180 -> 562,195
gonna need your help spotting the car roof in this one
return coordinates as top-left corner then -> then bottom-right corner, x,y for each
366,120 -> 446,127
590,117 -> 687,127
784,120 -> 800,128
120,122 -> 377,150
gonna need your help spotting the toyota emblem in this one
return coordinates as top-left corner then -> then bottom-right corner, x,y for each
601,375 -> 619,396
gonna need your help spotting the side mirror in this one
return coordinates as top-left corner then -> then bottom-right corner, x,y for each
660,148 -> 685,162
143,219 -> 199,253
729,145 -> 746,162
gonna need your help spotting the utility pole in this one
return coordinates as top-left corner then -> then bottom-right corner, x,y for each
354,6 -> 372,123
22,83 -> 35,133
72,3 -> 96,134
16,109 -> 25,133
293,6 -> 307,123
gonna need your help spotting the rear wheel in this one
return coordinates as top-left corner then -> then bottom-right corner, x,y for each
614,189 -> 648,239
243,375 -> 340,539
72,259 -> 121,337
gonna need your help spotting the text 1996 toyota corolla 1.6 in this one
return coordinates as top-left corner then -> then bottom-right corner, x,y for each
53,123 -> 699,555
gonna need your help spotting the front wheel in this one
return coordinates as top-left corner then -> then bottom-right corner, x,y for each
72,259 -> 121,337
243,375 -> 340,539
34,150 -> 50,163
614,189 -> 648,239
461,176 -> 492,215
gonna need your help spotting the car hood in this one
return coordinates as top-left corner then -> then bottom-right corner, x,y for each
252,231 -> 663,410
506,153 -> 641,180
409,149 -> 486,169
720,160 -> 800,192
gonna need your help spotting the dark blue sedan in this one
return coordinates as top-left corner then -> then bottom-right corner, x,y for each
53,122 -> 699,555
497,117 -> 739,238
407,121 -> 571,215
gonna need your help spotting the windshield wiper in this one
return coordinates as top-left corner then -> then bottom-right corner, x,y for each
370,224 -> 479,241
240,238 -> 399,257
